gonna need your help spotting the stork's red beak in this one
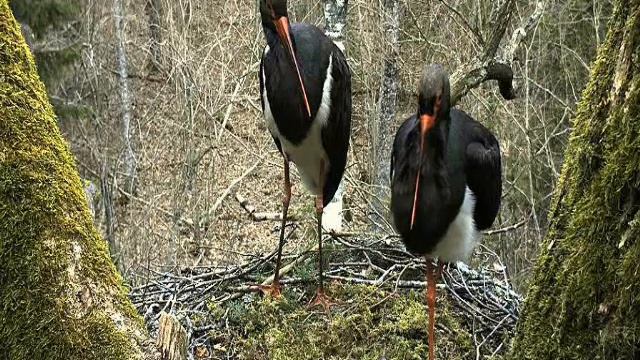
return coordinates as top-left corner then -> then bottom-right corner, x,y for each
419,114 -> 436,137
274,16 -> 312,119
410,114 -> 437,230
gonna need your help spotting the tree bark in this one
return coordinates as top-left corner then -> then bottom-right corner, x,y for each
370,0 -> 403,231
0,2 -> 157,358
509,0 -> 640,358
323,0 -> 348,52
114,0 -> 137,196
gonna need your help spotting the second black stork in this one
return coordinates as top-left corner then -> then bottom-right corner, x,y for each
390,64 -> 502,360
259,0 -> 351,307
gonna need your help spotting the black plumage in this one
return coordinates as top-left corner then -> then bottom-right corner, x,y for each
389,64 -> 502,360
390,108 -> 501,254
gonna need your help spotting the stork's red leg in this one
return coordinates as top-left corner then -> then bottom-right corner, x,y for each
426,257 -> 437,360
309,160 -> 334,311
261,156 -> 291,298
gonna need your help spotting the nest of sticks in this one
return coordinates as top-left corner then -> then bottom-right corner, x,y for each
131,229 -> 522,359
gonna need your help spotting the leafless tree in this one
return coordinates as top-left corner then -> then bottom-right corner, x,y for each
114,0 -> 137,196
370,0 -> 403,231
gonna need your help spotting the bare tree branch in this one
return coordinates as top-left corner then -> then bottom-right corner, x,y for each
438,0 -> 484,46
483,0 -> 517,60
450,0 -> 548,105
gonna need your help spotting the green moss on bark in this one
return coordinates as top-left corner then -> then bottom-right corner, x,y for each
0,1 -> 150,358
509,1 -> 640,358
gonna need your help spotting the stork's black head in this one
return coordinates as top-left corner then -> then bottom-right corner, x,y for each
417,64 -> 451,135
408,64 -> 451,230
260,0 -> 288,27
259,0 -> 311,118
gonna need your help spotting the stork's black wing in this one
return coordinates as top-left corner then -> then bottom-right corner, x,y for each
464,122 -> 502,230
321,49 -> 352,206
259,47 -> 283,155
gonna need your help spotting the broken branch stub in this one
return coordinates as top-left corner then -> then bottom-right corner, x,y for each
156,312 -> 188,360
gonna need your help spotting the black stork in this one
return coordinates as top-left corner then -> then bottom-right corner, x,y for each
258,0 -> 351,307
390,64 -> 502,360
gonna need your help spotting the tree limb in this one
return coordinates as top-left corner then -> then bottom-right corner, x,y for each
450,0 -> 548,105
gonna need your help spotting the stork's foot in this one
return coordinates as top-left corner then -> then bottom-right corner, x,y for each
259,281 -> 282,299
308,288 -> 335,311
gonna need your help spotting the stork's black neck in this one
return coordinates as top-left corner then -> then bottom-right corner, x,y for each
262,25 -> 280,47
262,23 -> 299,54
422,112 -> 450,165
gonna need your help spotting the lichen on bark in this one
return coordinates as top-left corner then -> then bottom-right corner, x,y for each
509,0 -> 640,358
0,1 -> 154,358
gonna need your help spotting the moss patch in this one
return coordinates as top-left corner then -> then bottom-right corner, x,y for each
509,1 -> 640,359
0,1 -> 149,358
197,284 -> 485,360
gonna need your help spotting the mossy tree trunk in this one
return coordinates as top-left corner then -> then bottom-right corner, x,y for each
0,1 -> 157,359
509,0 -> 640,359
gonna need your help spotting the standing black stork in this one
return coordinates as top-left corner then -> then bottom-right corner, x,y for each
390,64 -> 502,360
258,0 -> 351,307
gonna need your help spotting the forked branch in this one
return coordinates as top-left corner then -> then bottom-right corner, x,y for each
450,0 -> 548,105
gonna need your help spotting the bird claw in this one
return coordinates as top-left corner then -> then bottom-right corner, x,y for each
259,281 -> 282,299
308,289 -> 335,311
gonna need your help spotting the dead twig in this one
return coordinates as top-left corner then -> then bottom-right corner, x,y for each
235,192 -> 299,222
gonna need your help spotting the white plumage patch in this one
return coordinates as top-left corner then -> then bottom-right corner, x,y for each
432,186 -> 479,263
316,55 -> 333,127
323,182 -> 344,232
262,53 -> 335,196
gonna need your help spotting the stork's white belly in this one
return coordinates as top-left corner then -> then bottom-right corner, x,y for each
262,53 -> 334,195
432,186 -> 479,263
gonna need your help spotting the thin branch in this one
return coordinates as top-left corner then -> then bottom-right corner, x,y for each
438,0 -> 484,46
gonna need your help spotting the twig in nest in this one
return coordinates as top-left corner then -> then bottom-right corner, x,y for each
235,192 -> 298,221
484,218 -> 527,235
222,241 -> 319,302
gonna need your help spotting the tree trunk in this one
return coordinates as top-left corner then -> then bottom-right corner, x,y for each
114,0 -> 137,196
322,0 -> 349,232
323,0 -> 348,52
509,1 -> 640,358
370,0 -> 402,231
0,2 -> 157,358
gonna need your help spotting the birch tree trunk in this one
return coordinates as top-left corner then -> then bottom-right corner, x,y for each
322,0 -> 349,232
114,0 -> 137,196
509,0 -> 640,357
370,0 -> 402,231
323,0 -> 348,52
0,2 -> 157,358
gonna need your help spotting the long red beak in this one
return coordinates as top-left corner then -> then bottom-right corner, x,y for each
410,114 -> 436,230
274,16 -> 312,119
